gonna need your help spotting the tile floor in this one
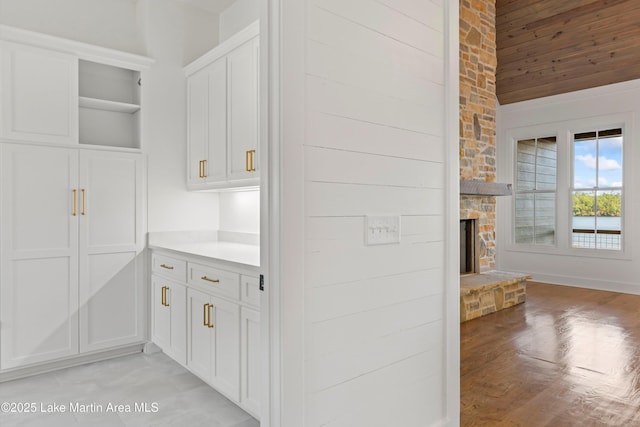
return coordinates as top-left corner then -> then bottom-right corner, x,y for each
0,351 -> 259,427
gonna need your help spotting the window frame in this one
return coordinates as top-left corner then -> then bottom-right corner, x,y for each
569,125 -> 626,254
514,136 -> 558,247
502,113 -> 632,260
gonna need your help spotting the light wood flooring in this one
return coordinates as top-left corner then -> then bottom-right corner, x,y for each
0,351 -> 258,427
461,281 -> 640,426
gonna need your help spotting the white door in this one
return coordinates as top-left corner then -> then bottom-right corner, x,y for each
187,288 -> 212,380
151,276 -> 170,352
0,144 -> 79,369
241,306 -> 261,416
0,41 -> 78,144
78,150 -> 144,353
227,37 -> 259,181
210,295 -> 241,402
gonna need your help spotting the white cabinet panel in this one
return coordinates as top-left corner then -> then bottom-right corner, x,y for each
227,38 -> 259,181
187,288 -> 212,380
152,276 -> 187,365
80,252 -> 141,352
187,287 -> 241,402
241,306 -> 261,416
1,41 -> 78,144
78,151 -> 144,353
210,295 -> 240,401
187,58 -> 227,188
0,144 -> 79,369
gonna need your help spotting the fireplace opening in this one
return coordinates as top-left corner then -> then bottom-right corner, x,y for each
460,219 -> 480,276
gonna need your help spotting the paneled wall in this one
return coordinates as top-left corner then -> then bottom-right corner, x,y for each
278,0 -> 458,425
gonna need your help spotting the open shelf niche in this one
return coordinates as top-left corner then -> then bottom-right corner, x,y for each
78,60 -> 141,149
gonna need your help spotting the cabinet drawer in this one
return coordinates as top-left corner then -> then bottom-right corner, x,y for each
188,263 -> 240,300
241,275 -> 261,308
152,253 -> 187,282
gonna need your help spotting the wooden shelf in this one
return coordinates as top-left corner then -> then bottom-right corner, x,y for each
79,96 -> 140,114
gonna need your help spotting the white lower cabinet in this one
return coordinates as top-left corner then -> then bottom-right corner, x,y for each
151,276 -> 187,365
188,288 -> 240,402
151,250 -> 260,418
240,306 -> 261,416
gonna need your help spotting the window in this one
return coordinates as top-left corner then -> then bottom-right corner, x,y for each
572,128 -> 623,250
514,136 -> 557,245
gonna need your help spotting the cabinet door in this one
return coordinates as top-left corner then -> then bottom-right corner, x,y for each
168,281 -> 187,365
1,41 -> 78,144
151,276 -> 170,352
152,276 -> 187,365
210,295 -> 241,402
187,59 -> 227,188
0,144 -> 79,369
187,288 -> 212,380
241,307 -> 261,416
227,37 -> 259,181
78,151 -> 144,353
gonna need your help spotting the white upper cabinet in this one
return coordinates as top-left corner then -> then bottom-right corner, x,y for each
0,25 -> 152,149
0,41 -> 78,144
185,21 -> 259,190
187,58 -> 227,185
227,37 -> 259,181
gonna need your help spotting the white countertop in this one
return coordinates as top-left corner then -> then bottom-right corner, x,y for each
149,241 -> 260,267
148,231 -> 260,268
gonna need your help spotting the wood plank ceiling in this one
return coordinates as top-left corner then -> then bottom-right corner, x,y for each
496,0 -> 640,105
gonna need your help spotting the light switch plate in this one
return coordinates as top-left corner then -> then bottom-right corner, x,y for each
365,215 -> 401,245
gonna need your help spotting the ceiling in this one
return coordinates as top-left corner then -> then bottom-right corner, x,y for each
496,0 -> 640,104
175,0 -> 236,14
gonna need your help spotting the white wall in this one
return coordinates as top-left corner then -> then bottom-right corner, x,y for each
219,190 -> 260,233
0,0 -> 144,54
277,0 -> 459,425
219,0 -> 258,42
497,79 -> 640,294
138,0 -> 220,232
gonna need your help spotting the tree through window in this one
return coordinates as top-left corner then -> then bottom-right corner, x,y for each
572,128 -> 623,250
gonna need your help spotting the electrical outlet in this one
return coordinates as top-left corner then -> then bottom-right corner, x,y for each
365,215 -> 401,245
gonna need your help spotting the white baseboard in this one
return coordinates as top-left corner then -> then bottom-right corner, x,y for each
0,343 -> 145,383
527,272 -> 640,295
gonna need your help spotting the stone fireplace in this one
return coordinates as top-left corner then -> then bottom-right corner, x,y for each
460,0 -> 498,273
458,0 -> 530,322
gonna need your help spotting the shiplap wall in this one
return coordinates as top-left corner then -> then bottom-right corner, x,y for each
279,0 -> 455,425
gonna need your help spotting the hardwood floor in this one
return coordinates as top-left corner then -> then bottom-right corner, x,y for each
461,281 -> 640,427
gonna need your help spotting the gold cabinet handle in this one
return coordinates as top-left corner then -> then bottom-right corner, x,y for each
199,160 -> 203,178
81,189 -> 86,215
208,304 -> 215,328
160,264 -> 174,270
245,150 -> 256,172
164,286 -> 170,307
203,303 -> 209,326
199,159 -> 208,178
201,276 -> 220,283
250,150 -> 256,172
72,189 -> 77,216
161,286 -> 166,306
